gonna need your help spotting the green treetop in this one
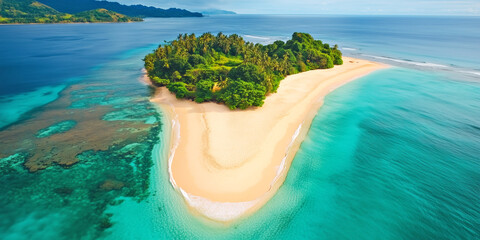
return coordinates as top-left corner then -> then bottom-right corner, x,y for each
144,32 -> 343,110
0,0 -> 142,23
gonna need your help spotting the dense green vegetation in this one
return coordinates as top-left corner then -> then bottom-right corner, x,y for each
144,32 -> 343,109
69,8 -> 142,23
0,0 -> 142,23
40,0 -> 202,18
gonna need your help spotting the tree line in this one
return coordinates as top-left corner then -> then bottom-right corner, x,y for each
0,0 -> 142,23
144,32 -> 343,110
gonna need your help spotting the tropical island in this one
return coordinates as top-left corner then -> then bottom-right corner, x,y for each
39,0 -> 202,18
146,33 -> 387,221
144,32 -> 343,109
0,0 -> 201,24
0,0 -> 141,23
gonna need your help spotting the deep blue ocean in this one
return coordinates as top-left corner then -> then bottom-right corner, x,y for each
0,15 -> 479,239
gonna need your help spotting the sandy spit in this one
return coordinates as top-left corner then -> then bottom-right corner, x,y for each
150,57 -> 388,222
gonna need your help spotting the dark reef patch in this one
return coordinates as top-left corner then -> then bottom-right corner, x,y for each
0,54 -> 162,239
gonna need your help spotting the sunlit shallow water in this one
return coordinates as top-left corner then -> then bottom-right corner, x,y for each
1,16 -> 479,239
104,67 -> 480,239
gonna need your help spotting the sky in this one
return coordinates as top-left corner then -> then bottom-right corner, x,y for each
108,0 -> 480,15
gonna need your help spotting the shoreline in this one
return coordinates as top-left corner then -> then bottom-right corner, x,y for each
149,57 -> 388,222
0,20 -> 143,26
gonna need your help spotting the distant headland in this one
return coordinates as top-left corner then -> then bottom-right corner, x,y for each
0,0 -> 201,24
201,9 -> 236,15
39,0 -> 202,18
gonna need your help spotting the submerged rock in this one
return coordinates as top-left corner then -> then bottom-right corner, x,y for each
99,179 -> 125,191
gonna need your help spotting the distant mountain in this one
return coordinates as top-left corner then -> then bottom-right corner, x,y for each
0,0 -> 142,23
0,0 -> 60,22
39,0 -> 203,17
201,9 -> 236,15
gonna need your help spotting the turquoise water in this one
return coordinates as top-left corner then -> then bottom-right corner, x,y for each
0,48 -> 161,239
1,16 -> 480,239
0,85 -> 66,129
104,68 -> 480,239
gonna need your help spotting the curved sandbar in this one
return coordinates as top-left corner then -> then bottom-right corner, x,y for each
150,57 -> 388,222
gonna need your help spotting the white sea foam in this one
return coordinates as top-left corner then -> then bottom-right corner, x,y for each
361,54 -> 480,80
363,55 -> 449,68
271,123 -> 303,187
179,188 -> 259,222
167,104 -> 181,188
243,35 -> 270,40
342,47 -> 358,51
460,70 -> 480,76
